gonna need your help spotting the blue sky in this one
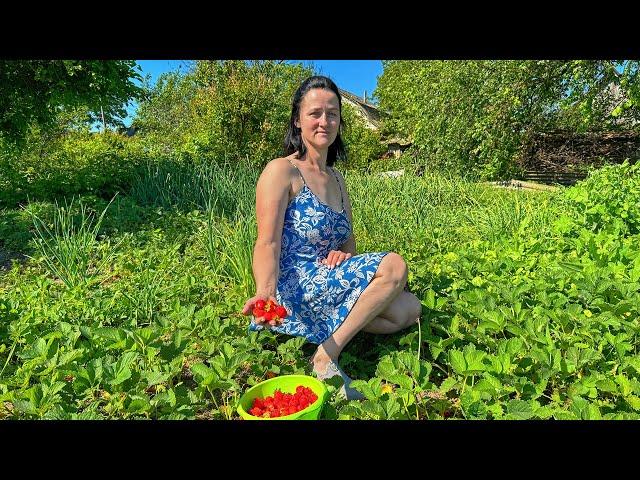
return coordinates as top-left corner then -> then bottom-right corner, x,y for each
124,60 -> 383,126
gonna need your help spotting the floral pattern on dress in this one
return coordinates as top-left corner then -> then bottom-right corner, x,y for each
248,180 -> 389,344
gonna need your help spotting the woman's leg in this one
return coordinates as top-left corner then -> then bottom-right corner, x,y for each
361,290 -> 422,334
311,252 -> 413,372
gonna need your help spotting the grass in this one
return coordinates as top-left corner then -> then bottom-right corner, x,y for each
25,195 -> 121,289
129,157 -> 258,217
203,210 -> 256,302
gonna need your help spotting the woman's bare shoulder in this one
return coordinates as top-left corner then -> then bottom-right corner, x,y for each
258,156 -> 297,194
263,153 -> 298,172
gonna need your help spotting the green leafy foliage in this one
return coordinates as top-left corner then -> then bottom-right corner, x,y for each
375,60 -> 640,179
340,102 -> 386,171
133,60 -> 313,168
563,160 -> 640,235
0,122 -> 145,207
0,60 -> 143,147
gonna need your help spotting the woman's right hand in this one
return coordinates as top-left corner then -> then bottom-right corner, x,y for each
241,294 -> 279,327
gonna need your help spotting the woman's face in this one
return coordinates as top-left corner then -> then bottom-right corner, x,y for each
296,88 -> 340,152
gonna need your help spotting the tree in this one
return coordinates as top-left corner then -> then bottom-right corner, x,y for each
340,102 -> 386,171
133,60 -> 313,166
0,60 -> 143,147
374,60 -> 640,179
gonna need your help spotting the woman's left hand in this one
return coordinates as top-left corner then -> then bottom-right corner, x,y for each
320,250 -> 352,269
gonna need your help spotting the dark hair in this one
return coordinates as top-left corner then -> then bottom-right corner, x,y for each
283,75 -> 347,167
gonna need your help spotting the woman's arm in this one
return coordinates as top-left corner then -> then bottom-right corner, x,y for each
252,158 -> 292,297
334,168 -> 357,256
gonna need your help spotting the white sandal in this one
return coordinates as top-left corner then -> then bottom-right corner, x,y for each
311,358 -> 365,401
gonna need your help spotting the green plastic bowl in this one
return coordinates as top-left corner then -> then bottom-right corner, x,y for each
237,375 -> 328,420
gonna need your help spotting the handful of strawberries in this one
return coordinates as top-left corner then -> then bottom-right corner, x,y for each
249,386 -> 319,418
253,299 -> 288,327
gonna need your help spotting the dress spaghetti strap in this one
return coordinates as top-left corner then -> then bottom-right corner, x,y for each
287,157 -> 344,212
329,167 -> 345,212
286,157 -> 307,185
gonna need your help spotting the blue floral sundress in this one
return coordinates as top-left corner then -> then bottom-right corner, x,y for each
248,159 -> 389,344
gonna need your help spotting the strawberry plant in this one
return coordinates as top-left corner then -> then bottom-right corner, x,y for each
2,161 -> 640,420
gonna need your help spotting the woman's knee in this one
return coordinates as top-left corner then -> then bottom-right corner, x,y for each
377,252 -> 408,289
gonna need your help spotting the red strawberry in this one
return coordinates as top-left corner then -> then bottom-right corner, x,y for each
255,299 -> 266,310
264,300 -> 275,312
275,305 -> 287,318
250,407 -> 263,417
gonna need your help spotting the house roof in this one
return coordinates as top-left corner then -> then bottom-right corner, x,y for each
338,88 -> 413,146
339,88 -> 379,110
339,88 -> 381,129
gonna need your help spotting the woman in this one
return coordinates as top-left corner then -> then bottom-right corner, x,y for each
241,76 -> 422,400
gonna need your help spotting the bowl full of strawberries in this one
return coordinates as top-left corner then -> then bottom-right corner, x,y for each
237,375 -> 328,420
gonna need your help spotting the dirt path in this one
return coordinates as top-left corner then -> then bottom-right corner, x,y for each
483,179 -> 560,192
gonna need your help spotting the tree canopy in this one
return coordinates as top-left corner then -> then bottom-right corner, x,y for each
374,60 -> 640,179
133,60 -> 314,165
0,60 -> 144,147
